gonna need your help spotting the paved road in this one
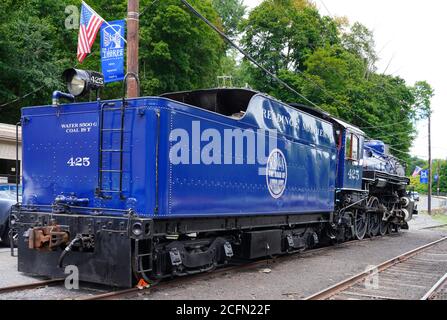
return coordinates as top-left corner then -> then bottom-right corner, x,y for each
418,195 -> 447,211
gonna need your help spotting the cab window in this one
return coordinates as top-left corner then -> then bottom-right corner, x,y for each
345,132 -> 360,161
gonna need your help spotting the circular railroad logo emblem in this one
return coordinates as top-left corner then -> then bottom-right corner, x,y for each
266,149 -> 287,199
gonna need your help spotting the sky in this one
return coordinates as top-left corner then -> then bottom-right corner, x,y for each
244,0 -> 447,160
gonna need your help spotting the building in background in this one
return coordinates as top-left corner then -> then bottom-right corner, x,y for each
0,123 -> 21,184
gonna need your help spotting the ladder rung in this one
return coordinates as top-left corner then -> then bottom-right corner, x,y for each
101,149 -> 123,152
102,107 -> 123,111
99,190 -> 121,193
100,170 -> 122,173
101,129 -> 122,132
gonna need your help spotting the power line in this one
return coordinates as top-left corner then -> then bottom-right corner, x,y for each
299,14 -> 414,137
318,0 -> 333,17
1,0 -> 418,163
0,56 -> 89,109
179,0 -> 324,112
180,0 -> 411,164
140,0 -> 160,17
360,119 -> 412,129
0,85 -> 45,108
279,41 -> 415,138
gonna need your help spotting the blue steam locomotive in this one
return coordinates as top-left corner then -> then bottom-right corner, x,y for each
13,85 -> 416,287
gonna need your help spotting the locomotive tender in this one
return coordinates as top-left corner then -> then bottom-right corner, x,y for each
13,88 -> 416,287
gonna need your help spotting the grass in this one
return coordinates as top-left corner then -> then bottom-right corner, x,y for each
420,209 -> 447,229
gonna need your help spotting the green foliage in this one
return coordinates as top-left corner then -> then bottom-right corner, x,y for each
412,80 -> 435,119
239,0 -> 433,161
211,0 -> 246,39
341,22 -> 378,74
407,158 -> 447,194
0,0 -> 225,121
409,175 -> 427,194
241,0 -> 339,77
434,159 -> 447,194
136,0 -> 225,94
406,156 -> 427,176
0,0 -> 435,167
0,0 -> 77,123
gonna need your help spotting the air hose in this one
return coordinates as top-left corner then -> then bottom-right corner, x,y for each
58,236 -> 82,268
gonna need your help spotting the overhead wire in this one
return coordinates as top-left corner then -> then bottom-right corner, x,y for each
0,55 -> 91,108
180,0 -> 413,163
2,0 -> 422,162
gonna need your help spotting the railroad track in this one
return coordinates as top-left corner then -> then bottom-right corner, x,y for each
305,237 -> 447,300
0,279 -> 64,295
77,244 -> 338,300
78,239 -> 376,300
1,235 -> 438,300
422,272 -> 447,300
0,242 -> 335,300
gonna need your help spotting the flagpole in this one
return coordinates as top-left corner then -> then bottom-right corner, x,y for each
82,1 -> 127,44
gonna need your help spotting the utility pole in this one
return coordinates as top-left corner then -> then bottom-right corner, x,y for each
436,159 -> 441,197
126,0 -> 139,98
428,113 -> 432,215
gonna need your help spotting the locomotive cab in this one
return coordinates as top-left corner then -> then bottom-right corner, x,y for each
337,123 -> 365,191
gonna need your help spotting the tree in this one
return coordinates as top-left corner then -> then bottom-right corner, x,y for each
0,0 -> 76,124
411,80 -> 434,120
211,0 -> 246,39
341,22 -> 378,77
0,0 -> 227,123
240,0 -> 340,94
239,1 -> 429,160
139,0 -> 225,94
408,158 -> 447,194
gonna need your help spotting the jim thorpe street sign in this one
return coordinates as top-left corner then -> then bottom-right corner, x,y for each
420,169 -> 429,184
100,20 -> 125,84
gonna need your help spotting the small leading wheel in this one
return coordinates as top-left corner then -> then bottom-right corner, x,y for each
354,210 -> 368,240
379,214 -> 388,236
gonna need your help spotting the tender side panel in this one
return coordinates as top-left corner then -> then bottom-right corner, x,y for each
159,95 -> 337,217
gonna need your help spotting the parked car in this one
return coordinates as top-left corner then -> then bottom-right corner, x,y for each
408,191 -> 420,202
0,185 -> 21,246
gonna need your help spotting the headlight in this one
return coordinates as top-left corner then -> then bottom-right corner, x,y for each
132,222 -> 143,236
68,74 -> 86,96
62,68 -> 104,97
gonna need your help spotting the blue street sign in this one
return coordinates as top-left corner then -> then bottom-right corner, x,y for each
100,20 -> 125,84
434,174 -> 438,182
420,169 -> 428,184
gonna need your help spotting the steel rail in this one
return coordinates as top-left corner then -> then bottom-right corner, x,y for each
0,279 -> 64,295
421,272 -> 447,300
78,242 -> 360,300
304,236 -> 447,300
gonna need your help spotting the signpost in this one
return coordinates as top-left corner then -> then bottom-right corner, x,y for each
420,170 -> 429,184
100,20 -> 126,84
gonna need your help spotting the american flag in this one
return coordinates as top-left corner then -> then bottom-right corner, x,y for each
77,2 -> 104,63
412,166 -> 423,177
